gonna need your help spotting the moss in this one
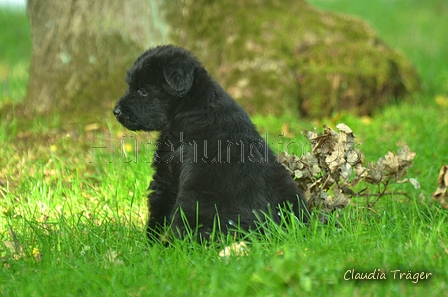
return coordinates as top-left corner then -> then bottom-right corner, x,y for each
165,0 -> 420,117
295,42 -> 419,117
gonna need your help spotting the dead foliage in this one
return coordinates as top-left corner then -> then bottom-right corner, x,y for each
433,165 -> 448,209
279,123 -> 419,221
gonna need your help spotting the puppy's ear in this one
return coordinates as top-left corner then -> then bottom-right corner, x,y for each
162,61 -> 197,97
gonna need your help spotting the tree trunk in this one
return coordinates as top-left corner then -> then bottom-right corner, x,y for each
25,0 -> 168,120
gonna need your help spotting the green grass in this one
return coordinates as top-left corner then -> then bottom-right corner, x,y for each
1,1 -> 448,296
0,8 -> 30,104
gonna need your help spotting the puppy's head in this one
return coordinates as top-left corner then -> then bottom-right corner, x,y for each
113,45 -> 199,131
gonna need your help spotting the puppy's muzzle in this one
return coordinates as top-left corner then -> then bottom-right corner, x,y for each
113,107 -> 122,117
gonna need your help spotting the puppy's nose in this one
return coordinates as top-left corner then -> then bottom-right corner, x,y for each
113,107 -> 122,117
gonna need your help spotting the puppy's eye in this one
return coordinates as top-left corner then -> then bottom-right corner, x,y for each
138,88 -> 148,97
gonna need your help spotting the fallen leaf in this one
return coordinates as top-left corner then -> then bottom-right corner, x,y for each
398,145 -> 416,164
336,123 -> 353,134
105,250 -> 124,266
324,188 -> 351,209
433,165 -> 448,209
219,242 -> 249,258
353,163 -> 368,179
409,178 -> 420,189
340,163 -> 352,181
294,170 -> 305,179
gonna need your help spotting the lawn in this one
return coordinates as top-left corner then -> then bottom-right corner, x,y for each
1,1 -> 448,296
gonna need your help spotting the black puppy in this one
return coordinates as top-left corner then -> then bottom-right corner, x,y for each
113,45 -> 308,242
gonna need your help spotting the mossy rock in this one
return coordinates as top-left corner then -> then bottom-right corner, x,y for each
166,0 -> 420,117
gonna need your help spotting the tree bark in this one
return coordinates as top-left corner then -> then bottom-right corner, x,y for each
25,0 -> 168,119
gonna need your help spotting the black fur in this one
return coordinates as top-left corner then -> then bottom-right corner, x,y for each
113,45 -> 309,242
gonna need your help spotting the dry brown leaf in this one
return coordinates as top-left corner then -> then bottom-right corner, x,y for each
341,163 -> 352,181
382,151 -> 400,172
346,149 -> 360,164
365,162 -> 384,184
336,123 -> 353,134
433,165 -> 448,209
294,169 -> 305,179
353,163 -> 368,179
219,242 -> 250,260
304,129 -> 318,142
105,250 -> 124,266
324,188 -> 351,209
398,145 -> 417,163
409,178 -> 420,189
374,145 -> 416,180
281,124 -> 416,215
333,187 -> 351,208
